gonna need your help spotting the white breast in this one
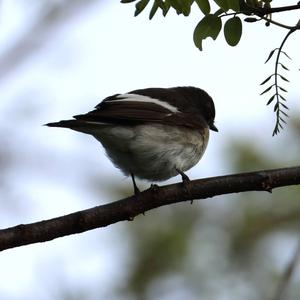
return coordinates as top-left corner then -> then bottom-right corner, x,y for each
94,124 -> 209,181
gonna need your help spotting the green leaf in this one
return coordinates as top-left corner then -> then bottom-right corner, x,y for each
279,116 -> 287,124
169,0 -> 183,14
279,86 -> 288,92
279,75 -> 289,82
180,0 -> 193,16
244,17 -> 259,22
280,102 -> 289,109
227,0 -> 240,11
224,16 -> 242,46
149,1 -> 159,19
121,0 -> 136,3
279,63 -> 289,71
260,74 -> 273,85
281,51 -> 291,60
279,95 -> 286,101
213,0 -> 229,11
265,48 -> 277,63
260,85 -> 273,95
158,0 -> 171,16
266,94 -> 275,105
134,0 -> 150,16
193,14 -> 222,51
195,0 -> 211,15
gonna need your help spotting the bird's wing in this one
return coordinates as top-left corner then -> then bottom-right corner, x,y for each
74,93 -> 206,129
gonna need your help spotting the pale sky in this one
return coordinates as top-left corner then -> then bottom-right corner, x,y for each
0,1 -> 299,299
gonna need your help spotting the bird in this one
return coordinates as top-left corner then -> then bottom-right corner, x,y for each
46,86 -> 218,194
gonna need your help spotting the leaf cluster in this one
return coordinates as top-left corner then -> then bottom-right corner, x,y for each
121,0 -> 246,49
121,0 -> 300,134
260,28 -> 297,136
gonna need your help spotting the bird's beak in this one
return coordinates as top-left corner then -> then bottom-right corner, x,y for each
210,123 -> 218,132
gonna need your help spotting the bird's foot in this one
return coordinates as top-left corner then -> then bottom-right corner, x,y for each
150,183 -> 159,193
176,168 -> 194,204
133,185 -> 140,196
131,173 -> 140,196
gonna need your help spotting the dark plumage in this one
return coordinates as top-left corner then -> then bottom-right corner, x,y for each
46,86 -> 218,194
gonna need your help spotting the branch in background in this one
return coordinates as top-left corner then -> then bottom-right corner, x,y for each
273,239 -> 300,300
0,0 -> 98,81
0,166 -> 300,252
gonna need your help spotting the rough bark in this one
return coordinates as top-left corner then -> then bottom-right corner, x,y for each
0,166 -> 300,252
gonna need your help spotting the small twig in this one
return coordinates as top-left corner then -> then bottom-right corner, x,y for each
220,8 -> 298,30
249,4 -> 300,16
272,27 -> 297,135
272,239 -> 300,300
260,16 -> 295,30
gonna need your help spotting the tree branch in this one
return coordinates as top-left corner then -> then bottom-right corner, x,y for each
259,16 -> 296,30
1,166 -> 300,252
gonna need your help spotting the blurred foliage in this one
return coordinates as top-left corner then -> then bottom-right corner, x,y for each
123,206 -> 201,299
113,116 -> 300,300
1,2 -> 299,298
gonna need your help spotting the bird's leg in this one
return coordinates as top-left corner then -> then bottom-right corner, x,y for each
131,174 -> 147,216
131,173 -> 140,196
175,168 -> 194,203
176,168 -> 190,183
150,183 -> 159,192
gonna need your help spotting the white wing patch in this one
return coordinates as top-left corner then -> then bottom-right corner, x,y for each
107,93 -> 179,113
85,121 -> 108,125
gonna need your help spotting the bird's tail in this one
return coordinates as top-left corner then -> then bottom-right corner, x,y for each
45,120 -> 103,134
45,120 -> 81,129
